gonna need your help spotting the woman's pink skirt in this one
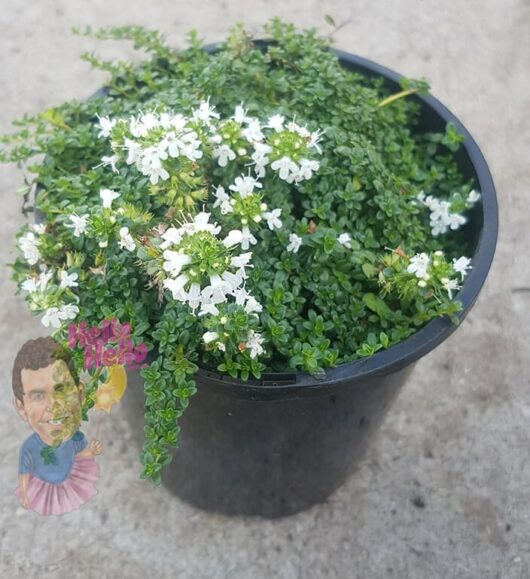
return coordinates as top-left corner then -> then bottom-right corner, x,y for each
15,455 -> 99,516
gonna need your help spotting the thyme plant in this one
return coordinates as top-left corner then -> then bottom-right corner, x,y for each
2,20 -> 479,484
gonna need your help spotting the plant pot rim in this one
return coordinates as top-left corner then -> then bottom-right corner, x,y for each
193,44 -> 499,395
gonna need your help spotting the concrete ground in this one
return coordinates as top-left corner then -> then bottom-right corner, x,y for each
0,1 -> 528,578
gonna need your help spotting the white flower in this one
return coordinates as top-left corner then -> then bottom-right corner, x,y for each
206,275 -> 233,301
200,284 -> 224,308
101,154 -> 119,173
124,138 -> 142,165
467,189 -> 481,204
21,278 -> 38,293
287,233 -> 302,253
263,208 -> 282,230
163,250 -> 191,277
192,99 -> 220,123
287,121 -> 302,134
59,271 -> 78,289
216,342 -> 226,352
297,159 -> 320,181
222,230 -> 243,250
143,164 -> 170,185
160,227 -> 183,250
448,213 -> 467,230
230,252 -> 253,268
242,120 -> 264,143
97,115 -> 116,138
198,301 -> 219,317
267,114 -> 285,132
129,116 -> 144,138
214,145 -> 236,167
180,132 -> 203,161
99,240 -> 108,248
233,287 -> 249,306
100,188 -> 120,209
418,194 -> 468,236
251,143 -> 272,177
245,330 -> 265,359
244,296 -> 263,315
210,134 -> 223,145
220,200 -> 233,215
164,274 -> 189,300
233,288 -> 263,315
221,270 -> 245,290
140,112 -> 159,132
186,212 -> 221,236
41,307 -> 62,328
38,269 -> 53,292
58,304 -> 79,321
240,226 -> 257,250
19,232 -> 40,265
308,129 -> 323,153
338,233 -> 352,249
287,121 -> 311,139
30,223 -> 46,235
65,213 -> 89,237
271,156 -> 298,181
203,331 -> 219,344
171,114 -> 188,132
186,283 -> 202,312
407,253 -> 431,280
165,133 -> 182,158
158,112 -> 173,129
119,227 -> 136,252
253,143 -> 272,158
441,277 -> 460,299
452,256 -> 472,280
229,175 -> 262,199
233,104 -> 250,124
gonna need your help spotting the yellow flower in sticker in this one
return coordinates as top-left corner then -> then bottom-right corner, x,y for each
92,365 -> 127,414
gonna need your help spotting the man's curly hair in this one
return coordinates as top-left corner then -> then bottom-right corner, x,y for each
12,337 -> 79,403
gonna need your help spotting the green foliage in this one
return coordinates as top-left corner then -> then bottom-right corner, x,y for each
2,20 -> 476,484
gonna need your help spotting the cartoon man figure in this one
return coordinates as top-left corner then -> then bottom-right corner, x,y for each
12,337 -> 102,515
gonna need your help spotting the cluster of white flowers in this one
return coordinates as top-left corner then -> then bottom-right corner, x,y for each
202,326 -> 264,358
18,264 -> 80,328
98,102 -> 323,189
94,104 -> 324,362
99,109 -> 204,185
63,188 -> 137,254
212,175 -> 284,233
41,304 -> 80,328
407,251 -> 472,296
417,190 -> 481,236
160,212 -> 263,319
254,116 -> 321,183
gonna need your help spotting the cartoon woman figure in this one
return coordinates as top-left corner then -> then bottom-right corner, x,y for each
12,337 -> 102,515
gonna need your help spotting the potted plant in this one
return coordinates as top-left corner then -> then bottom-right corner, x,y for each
2,19 -> 497,517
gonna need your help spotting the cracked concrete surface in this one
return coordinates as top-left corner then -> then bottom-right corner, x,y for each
0,1 -> 529,578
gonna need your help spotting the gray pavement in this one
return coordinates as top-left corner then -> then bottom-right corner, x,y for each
0,1 -> 529,578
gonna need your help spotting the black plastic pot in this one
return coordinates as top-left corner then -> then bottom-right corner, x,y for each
147,49 -> 497,518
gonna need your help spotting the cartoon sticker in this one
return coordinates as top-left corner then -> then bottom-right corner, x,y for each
12,337 -> 102,515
